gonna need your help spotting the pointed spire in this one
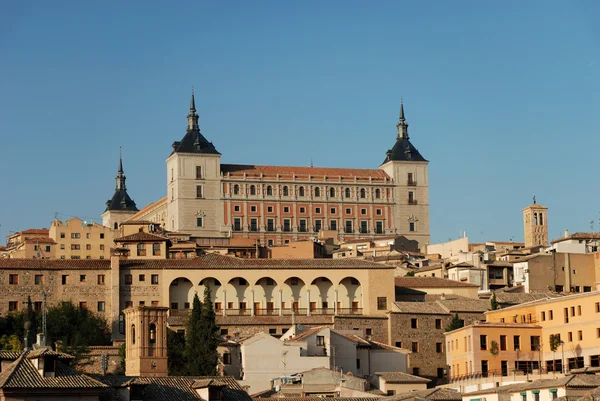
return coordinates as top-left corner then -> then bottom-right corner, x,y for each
187,87 -> 200,131
115,148 -> 126,191
396,97 -> 409,140
118,146 -> 123,174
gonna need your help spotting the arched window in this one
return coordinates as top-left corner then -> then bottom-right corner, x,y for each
539,213 -> 544,225
131,324 -> 136,345
266,185 -> 273,196
330,188 -> 335,197
114,222 -> 118,230
375,188 -> 381,199
298,187 -> 305,197
149,323 -> 156,345
534,213 -> 538,225
283,186 -> 289,196
233,185 -> 240,195
360,188 -> 366,198
250,185 -> 256,195
345,188 -> 351,198
314,187 -> 320,197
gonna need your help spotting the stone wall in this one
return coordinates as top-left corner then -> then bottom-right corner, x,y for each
334,315 -> 389,344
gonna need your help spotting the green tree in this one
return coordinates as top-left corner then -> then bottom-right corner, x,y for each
445,313 -> 464,332
549,334 -> 561,373
490,293 -> 499,310
167,329 -> 187,375
405,271 -> 416,277
0,334 -> 22,351
198,283 -> 219,376
184,292 -> 204,375
490,340 -> 499,357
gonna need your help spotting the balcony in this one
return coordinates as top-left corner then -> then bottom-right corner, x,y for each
408,199 -> 418,205
308,308 -> 335,315
225,309 -> 251,316
407,180 -> 417,186
254,308 -> 279,316
282,308 -> 307,316
337,308 -> 363,315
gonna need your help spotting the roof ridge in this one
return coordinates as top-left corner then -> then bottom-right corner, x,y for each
0,352 -> 27,388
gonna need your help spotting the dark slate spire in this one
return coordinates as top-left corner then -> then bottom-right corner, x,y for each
187,88 -> 199,132
382,99 -> 427,164
171,90 -> 221,155
105,150 -> 138,212
396,98 -> 409,140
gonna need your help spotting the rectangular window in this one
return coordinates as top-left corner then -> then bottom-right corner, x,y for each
360,220 -> 368,234
409,222 -> 416,232
541,311 -> 546,321
196,165 -> 202,179
435,319 -> 442,329
34,274 -> 43,285
315,207 -> 321,214
8,301 -> 18,312
250,205 -> 257,212
283,219 -> 291,232
62,275 -> 68,285
411,318 -> 418,329
267,218 -> 275,232
80,274 -> 86,282
283,206 -> 290,213
376,221 -> 383,234
330,220 -> 337,231
345,220 -> 353,233
85,244 -> 91,250
299,207 -> 305,213
530,336 -> 540,351
500,335 -> 507,351
249,218 -> 258,232
97,274 -> 105,285
550,310 -> 554,320
125,274 -> 133,285
480,335 -> 487,350
361,208 -> 367,215
330,207 -> 336,214
411,342 -> 418,353
234,205 -> 240,212
299,219 -> 307,232
79,302 -> 88,310
377,297 -> 387,310
71,233 -> 81,239
267,206 -> 273,213
314,219 -> 322,232
8,274 -> 18,285
577,305 -> 581,315
97,301 -> 105,312
71,244 -> 80,250
223,353 -> 232,365
196,185 -> 203,198
60,232 -> 65,238
570,306 -> 575,316
356,358 -> 361,369
152,243 -> 161,256
436,342 -> 443,353
568,332 -> 573,342
100,233 -> 104,239
514,335 -> 520,350
196,217 -> 203,227
395,341 -> 402,347
578,330 -> 582,340
316,336 -> 325,346
137,244 -> 146,256
233,218 -> 242,231
345,208 -> 351,214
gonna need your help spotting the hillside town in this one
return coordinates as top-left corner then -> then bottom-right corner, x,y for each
1,91 -> 599,401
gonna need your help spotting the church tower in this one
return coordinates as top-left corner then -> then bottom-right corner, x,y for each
101,150 -> 139,230
124,306 -> 169,377
166,91 -> 225,237
380,100 -> 430,248
522,197 -> 548,248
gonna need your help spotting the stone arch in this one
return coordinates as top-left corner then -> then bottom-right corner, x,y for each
283,186 -> 289,196
360,188 -> 366,198
169,277 -> 194,312
266,185 -> 273,196
309,277 -> 335,313
314,187 -> 320,197
337,277 -> 363,314
298,186 -> 305,197
254,277 -> 278,315
149,322 -> 157,345
375,188 -> 381,199
250,185 -> 256,195
225,277 -> 252,315
282,276 -> 307,313
233,184 -> 240,195
198,277 -> 223,310
345,188 -> 351,198
329,187 -> 335,198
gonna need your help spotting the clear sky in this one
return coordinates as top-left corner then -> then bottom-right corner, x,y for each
1,1 -> 599,245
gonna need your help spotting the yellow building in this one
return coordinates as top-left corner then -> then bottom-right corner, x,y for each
49,218 -> 113,260
445,291 -> 600,381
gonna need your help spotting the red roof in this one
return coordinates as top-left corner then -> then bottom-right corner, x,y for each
114,232 -> 169,242
23,238 -> 56,244
19,229 -> 49,235
221,164 -> 390,179
395,276 -> 479,288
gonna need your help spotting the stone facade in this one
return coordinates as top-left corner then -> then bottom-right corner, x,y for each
523,201 -> 548,248
129,95 -> 431,249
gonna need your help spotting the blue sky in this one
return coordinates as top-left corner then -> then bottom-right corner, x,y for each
0,1 -> 598,244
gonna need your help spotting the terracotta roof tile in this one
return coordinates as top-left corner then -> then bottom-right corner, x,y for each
114,232 -> 169,242
286,326 -> 327,342
395,276 -> 479,288
221,164 -> 390,180
551,232 -> 600,244
20,229 -> 49,235
393,302 -> 450,315
254,398 -> 381,401
375,372 -> 430,384
388,388 -> 462,401
127,376 -> 252,401
23,237 -> 57,244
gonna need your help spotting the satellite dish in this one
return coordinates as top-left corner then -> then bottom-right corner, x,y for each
297,324 -> 304,331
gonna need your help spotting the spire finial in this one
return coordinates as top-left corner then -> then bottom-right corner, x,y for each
533,194 -> 536,204
118,146 -> 123,173
187,89 -> 200,131
399,97 -> 405,122
190,86 -> 196,112
396,97 -> 409,139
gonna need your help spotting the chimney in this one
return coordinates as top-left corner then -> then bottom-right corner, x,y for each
36,333 -> 46,347
564,229 -> 569,238
441,293 -> 446,300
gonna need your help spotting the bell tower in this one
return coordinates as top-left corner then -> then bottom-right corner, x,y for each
124,306 -> 169,377
522,197 -> 548,248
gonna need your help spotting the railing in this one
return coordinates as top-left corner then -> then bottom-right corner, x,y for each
254,308 -> 279,316
225,309 -> 251,316
337,308 -> 363,315
407,180 -> 417,186
309,308 -> 335,315
282,308 -> 308,316
408,199 -> 418,205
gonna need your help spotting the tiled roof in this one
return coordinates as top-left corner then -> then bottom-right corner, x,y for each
0,353 -> 106,389
551,232 -> 600,244
388,388 -> 461,401
255,398 -> 381,401
416,264 -> 444,273
287,326 -> 327,342
127,197 -> 167,221
113,232 -> 170,242
493,288 -> 562,305
487,290 -> 600,313
118,220 -> 157,225
23,237 -> 56,244
435,296 -> 490,313
0,351 -> 21,360
26,348 -> 74,360
221,164 -> 390,180
485,261 -> 513,267
0,254 -> 393,271
20,229 -> 49,235
375,372 -> 430,384
395,276 -> 479,288
393,302 -> 450,315
127,376 -> 251,401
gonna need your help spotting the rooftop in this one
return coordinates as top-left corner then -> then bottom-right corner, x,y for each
113,231 -> 170,242
395,276 -> 479,288
551,232 -> 600,244
221,164 -> 391,180
375,372 -> 430,384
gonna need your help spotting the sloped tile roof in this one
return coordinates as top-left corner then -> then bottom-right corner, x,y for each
129,376 -> 251,401
435,296 -> 490,313
0,353 -> 106,389
114,232 -> 170,242
221,164 -> 390,180
393,301 -> 449,315
286,326 -> 327,342
551,232 -> 600,244
375,372 -> 430,384
395,277 -> 479,288
26,348 -> 74,360
23,237 -> 56,244
255,398 -> 381,401
388,388 -> 461,401
0,351 -> 21,360
20,229 -> 50,235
